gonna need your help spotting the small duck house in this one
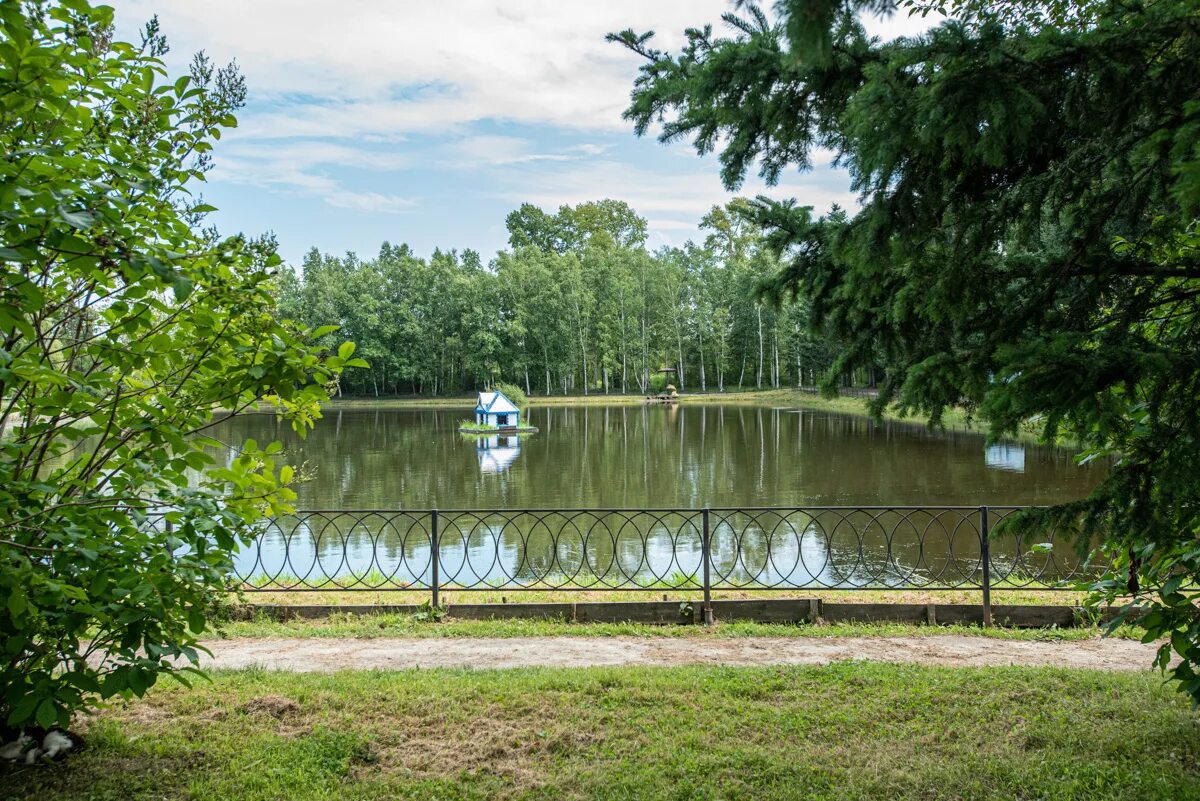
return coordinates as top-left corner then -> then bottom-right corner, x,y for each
474,390 -> 521,430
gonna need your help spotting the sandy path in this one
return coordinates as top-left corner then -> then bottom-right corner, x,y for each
197,635 -> 1162,672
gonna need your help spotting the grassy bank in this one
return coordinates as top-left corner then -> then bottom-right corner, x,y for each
316,388 -> 842,410
231,585 -> 1087,607
315,388 -> 975,422
5,664 -> 1194,800
211,613 -> 1139,642
302,388 -> 1046,442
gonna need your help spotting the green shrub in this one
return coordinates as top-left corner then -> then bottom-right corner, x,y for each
493,381 -> 528,413
0,2 -> 356,730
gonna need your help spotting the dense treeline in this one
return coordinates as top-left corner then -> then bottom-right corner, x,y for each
276,199 -> 865,397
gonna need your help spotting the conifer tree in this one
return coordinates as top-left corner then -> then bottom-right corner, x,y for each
611,0 -> 1200,697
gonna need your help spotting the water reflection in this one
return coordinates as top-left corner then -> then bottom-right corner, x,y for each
208,406 -> 1099,509
476,434 -> 521,473
233,507 -> 1100,591
208,405 -> 1104,589
985,444 -> 1026,473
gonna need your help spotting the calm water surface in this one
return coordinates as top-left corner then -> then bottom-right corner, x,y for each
211,405 -> 1100,509
208,405 -> 1104,590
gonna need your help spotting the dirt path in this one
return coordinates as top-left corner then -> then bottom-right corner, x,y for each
198,635 -> 1161,672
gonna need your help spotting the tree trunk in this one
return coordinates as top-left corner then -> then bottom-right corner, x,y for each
619,307 -> 628,394
578,322 -> 588,396
717,334 -> 725,392
756,305 -> 764,389
677,335 -> 684,393
773,330 -> 780,388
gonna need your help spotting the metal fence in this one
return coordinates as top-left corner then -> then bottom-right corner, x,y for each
231,506 -> 1105,607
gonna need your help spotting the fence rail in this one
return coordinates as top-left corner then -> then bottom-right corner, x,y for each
229,507 -> 1105,609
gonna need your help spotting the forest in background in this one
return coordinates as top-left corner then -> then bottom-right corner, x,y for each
275,198 -> 871,397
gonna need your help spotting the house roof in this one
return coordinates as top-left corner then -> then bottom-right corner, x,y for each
476,391 -> 520,414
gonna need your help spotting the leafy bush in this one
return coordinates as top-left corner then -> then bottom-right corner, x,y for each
0,2 -> 360,730
614,0 -> 1200,699
493,381 -> 528,413
649,373 -> 668,393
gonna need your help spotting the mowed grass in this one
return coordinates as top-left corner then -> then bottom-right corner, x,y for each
302,388 -> 1004,437
2,664 -> 1196,801
237,585 -> 1086,606
212,612 -> 1142,642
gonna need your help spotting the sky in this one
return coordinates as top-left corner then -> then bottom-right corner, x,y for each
110,1 -> 936,267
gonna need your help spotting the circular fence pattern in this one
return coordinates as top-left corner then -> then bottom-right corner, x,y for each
226,507 -> 1106,592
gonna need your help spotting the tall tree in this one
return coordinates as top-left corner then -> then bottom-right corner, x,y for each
0,1 -> 358,729
612,0 -> 1200,696
279,199 -> 851,398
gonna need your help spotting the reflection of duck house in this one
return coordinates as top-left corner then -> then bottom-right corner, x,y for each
477,435 -> 520,473
475,390 -> 521,430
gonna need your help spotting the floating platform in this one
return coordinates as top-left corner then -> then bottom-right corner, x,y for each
458,425 -> 539,434
644,394 -> 679,404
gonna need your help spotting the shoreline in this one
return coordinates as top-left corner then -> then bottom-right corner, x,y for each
261,389 -> 1047,444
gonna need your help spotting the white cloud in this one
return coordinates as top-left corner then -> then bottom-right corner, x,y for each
444,136 -> 576,167
325,191 -> 417,214
106,1 -> 935,258
492,155 -> 858,248
210,141 -> 416,213
646,218 -> 705,231
115,0 -> 736,140
222,140 -> 412,171
439,136 -> 614,168
116,1 -> 936,143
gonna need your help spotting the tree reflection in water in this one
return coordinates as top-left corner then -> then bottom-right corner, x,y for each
211,406 -> 1103,590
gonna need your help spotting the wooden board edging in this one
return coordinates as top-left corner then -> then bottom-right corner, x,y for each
234,599 -> 1120,628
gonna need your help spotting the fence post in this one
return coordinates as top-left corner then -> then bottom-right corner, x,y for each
980,505 -> 992,627
430,508 -> 440,609
701,508 -> 713,625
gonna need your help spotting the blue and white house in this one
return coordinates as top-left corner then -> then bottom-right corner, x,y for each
474,390 -> 521,429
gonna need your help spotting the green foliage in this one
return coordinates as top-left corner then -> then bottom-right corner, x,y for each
279,199 -> 859,397
492,380 -> 528,413
505,199 -> 648,253
213,612 -> 1139,641
612,0 -> 1200,697
0,1 -> 356,729
411,600 -> 446,622
649,372 -> 668,393
458,419 -> 498,433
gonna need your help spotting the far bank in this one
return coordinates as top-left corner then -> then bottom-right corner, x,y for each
304,388 -> 1021,441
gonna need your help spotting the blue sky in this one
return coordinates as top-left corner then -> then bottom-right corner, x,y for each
111,1 -> 933,267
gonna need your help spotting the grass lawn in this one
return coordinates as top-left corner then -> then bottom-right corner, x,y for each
314,388 -> 863,410
2,663 -> 1195,800
303,388 -> 1018,439
236,585 -> 1087,606
212,613 -> 1141,642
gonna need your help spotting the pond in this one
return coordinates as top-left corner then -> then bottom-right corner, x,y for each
207,405 -> 1106,591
